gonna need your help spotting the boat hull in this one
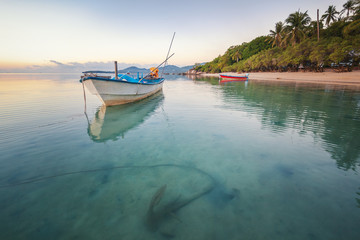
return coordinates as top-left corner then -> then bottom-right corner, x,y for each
83,77 -> 164,106
219,74 -> 249,83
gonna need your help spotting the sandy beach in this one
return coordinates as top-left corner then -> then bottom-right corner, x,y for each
201,70 -> 360,86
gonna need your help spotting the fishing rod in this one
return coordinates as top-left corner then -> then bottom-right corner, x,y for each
139,53 -> 175,82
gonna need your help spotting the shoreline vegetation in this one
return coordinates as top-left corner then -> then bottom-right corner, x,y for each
192,0 -> 360,81
199,71 -> 360,86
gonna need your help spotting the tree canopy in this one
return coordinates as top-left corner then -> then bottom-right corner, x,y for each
195,1 -> 360,73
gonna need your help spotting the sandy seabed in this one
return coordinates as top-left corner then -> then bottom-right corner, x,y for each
202,70 -> 360,86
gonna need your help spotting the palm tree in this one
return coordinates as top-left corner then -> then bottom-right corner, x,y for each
321,5 -> 339,27
354,0 -> 360,17
269,21 -> 285,47
340,0 -> 356,19
285,10 -> 311,46
231,51 -> 242,63
307,21 -> 323,38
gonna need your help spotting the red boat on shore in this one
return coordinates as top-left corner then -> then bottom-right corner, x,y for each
219,73 -> 249,83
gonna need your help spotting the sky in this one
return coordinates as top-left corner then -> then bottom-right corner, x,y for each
0,0 -> 346,72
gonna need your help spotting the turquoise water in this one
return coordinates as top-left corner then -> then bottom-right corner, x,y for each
0,73 -> 360,240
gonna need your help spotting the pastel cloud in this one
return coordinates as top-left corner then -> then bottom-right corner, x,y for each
0,61 -> 154,73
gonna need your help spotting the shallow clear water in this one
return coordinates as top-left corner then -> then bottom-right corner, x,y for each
0,73 -> 360,240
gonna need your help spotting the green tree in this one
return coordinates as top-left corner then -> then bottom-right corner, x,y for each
309,42 -> 327,68
343,18 -> 360,36
269,21 -> 285,47
218,54 -> 232,71
322,5 -> 340,27
285,10 -> 311,46
340,0 -> 356,19
307,21 -> 323,38
354,0 -> 360,18
327,38 -> 352,64
231,51 -> 242,63
241,36 -> 272,59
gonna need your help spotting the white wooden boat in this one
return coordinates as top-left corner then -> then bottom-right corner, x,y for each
81,72 -> 164,106
80,33 -> 175,106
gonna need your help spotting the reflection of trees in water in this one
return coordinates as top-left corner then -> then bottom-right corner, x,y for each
187,75 -> 220,84
218,80 -> 360,171
320,95 -> 360,170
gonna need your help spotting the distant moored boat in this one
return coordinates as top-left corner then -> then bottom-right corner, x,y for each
219,73 -> 249,83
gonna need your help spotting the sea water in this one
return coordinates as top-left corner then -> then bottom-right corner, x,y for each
0,73 -> 359,240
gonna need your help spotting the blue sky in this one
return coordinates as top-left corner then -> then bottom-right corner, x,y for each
0,0 -> 345,72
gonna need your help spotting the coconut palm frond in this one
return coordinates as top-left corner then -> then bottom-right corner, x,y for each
322,5 -> 340,26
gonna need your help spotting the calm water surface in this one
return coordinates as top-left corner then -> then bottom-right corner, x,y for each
0,74 -> 359,240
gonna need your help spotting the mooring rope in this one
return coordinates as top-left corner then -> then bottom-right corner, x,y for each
0,164 -> 216,189
81,79 -> 87,113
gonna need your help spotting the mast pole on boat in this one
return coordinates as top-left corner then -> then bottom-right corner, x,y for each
139,53 -> 175,82
161,32 -> 176,78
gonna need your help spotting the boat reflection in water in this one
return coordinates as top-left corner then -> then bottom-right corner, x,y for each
88,92 -> 164,142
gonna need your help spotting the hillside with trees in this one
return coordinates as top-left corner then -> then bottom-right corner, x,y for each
194,0 -> 360,73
